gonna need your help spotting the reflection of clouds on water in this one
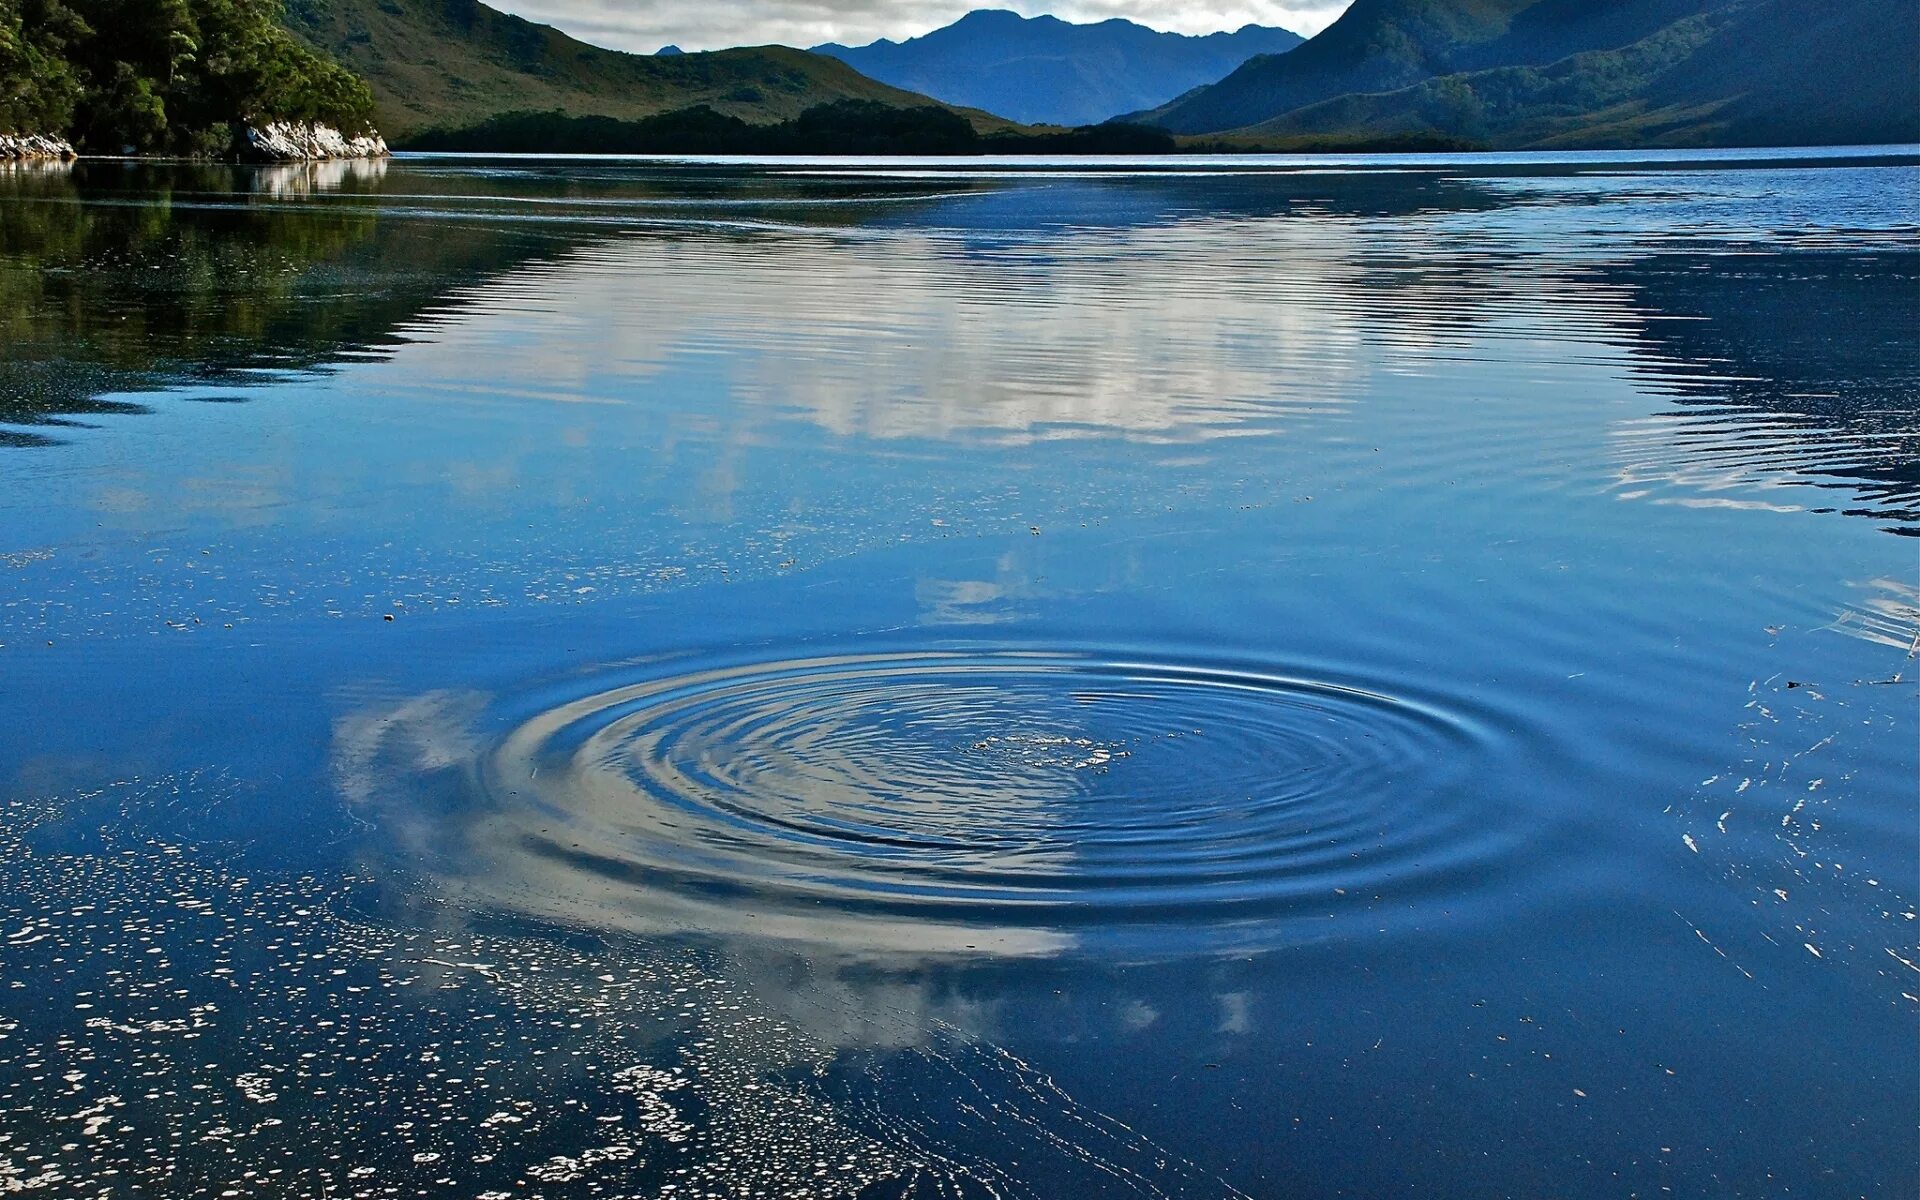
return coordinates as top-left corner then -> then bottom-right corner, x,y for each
1831,578 -> 1920,654
18,167 -> 1916,650
727,225 -> 1366,446
915,548 -> 1045,626
332,672 -> 1076,959
1216,991 -> 1254,1035
332,689 -> 487,810
335,691 -> 1265,1058
388,218 -> 1379,446
722,945 -> 1003,1052
331,647 -> 1517,965
1605,405 -> 1915,520
377,204 -> 1918,530
916,575 -> 1023,625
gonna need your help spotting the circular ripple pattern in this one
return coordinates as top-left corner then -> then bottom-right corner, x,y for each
462,651 -> 1517,955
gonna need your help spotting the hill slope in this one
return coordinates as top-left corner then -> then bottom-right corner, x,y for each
1136,0 -> 1734,134
813,9 -> 1301,127
281,0 -> 974,137
1242,0 -> 1918,148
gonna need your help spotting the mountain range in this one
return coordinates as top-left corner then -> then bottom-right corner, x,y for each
8,0 -> 1913,154
1133,0 -> 1919,148
812,9 -> 1302,127
280,0 -> 993,138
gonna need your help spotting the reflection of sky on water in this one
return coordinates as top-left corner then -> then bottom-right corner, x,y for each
0,152 -> 1915,1198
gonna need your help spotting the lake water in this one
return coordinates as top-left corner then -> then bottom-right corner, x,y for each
1,148 -> 1915,1197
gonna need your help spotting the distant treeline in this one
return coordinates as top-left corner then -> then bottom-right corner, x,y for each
1180,131 -> 1490,154
401,102 -> 1179,156
0,0 -> 374,153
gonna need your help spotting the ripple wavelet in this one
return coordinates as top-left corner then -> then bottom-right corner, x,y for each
418,648 -> 1534,957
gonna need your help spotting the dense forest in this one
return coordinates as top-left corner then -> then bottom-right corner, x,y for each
0,0 -> 374,152
403,101 -> 1178,155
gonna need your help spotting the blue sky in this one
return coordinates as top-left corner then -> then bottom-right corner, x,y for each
480,2 -> 1355,54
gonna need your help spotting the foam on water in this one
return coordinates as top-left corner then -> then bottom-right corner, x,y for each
0,777 -> 1247,1199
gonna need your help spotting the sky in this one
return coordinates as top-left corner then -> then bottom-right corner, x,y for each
481,2 -> 1355,55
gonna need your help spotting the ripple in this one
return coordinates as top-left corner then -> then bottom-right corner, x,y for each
432,649 -> 1526,957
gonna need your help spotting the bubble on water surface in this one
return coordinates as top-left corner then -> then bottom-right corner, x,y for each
354,649 -> 1523,958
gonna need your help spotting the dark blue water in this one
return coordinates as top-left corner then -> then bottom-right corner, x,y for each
1,149 -> 1915,1198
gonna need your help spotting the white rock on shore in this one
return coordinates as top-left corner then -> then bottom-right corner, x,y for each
0,133 -> 78,160
239,121 -> 389,163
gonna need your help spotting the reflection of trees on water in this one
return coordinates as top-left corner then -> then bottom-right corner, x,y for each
0,161 -> 579,443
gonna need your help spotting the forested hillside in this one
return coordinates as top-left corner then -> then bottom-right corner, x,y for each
0,0 -> 374,152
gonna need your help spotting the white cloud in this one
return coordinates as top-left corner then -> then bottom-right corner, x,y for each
484,1 -> 1352,55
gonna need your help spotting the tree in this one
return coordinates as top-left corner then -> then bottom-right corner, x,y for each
1,0 -> 376,151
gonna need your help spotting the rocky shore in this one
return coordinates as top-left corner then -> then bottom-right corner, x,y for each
237,122 -> 389,163
0,133 -> 78,161
4,125 -> 386,163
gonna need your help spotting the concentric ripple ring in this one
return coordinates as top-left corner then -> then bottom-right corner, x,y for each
448,650 -> 1527,957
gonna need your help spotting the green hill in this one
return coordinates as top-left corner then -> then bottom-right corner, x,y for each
280,0 -> 994,139
1139,0 -> 1918,148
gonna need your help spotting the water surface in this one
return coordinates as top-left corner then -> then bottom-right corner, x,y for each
1,148 -> 1915,1198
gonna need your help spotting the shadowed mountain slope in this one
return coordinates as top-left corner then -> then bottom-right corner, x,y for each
1238,0 -> 1919,147
1135,0 -> 1915,148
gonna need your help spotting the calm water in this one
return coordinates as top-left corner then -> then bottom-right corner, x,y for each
1,148 -> 1916,1198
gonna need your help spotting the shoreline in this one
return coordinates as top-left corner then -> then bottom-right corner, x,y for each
9,138 -> 1916,169
0,133 -> 78,161
0,122 -> 388,165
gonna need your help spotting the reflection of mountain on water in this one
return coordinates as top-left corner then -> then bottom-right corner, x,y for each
0,162 -> 583,445
1605,250 -> 1920,531
859,167 -> 1508,241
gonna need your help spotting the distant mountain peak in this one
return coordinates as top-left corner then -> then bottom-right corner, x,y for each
953,9 -> 1056,26
810,10 -> 1304,127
